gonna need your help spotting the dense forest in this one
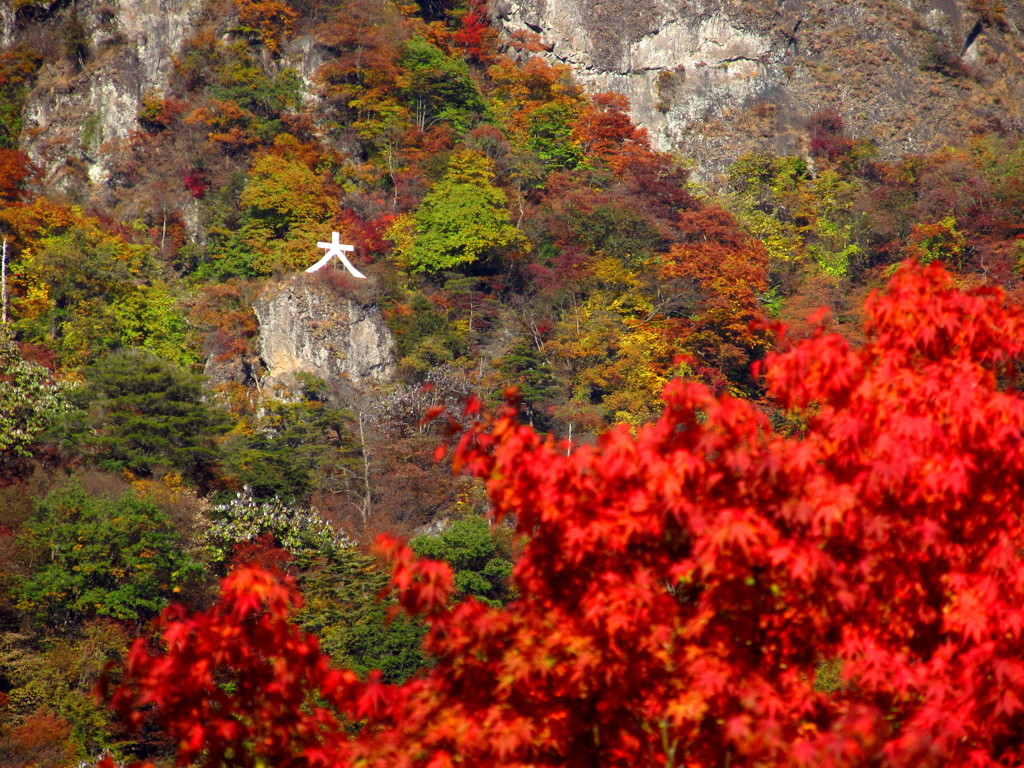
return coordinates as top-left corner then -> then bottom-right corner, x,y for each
1,0 -> 1024,765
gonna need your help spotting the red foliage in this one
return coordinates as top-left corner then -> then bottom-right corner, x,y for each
182,169 -> 209,198
230,532 -> 295,571
452,0 -> 497,64
107,262 -> 1024,766
16,341 -> 58,371
529,243 -> 592,295
0,149 -> 37,203
138,96 -> 189,132
356,213 -> 397,256
808,108 -> 854,163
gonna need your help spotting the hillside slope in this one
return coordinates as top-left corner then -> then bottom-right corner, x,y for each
495,0 -> 1024,177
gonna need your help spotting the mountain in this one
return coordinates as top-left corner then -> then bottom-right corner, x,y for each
495,0 -> 1024,177
8,0 -> 1024,189
2,3 -> 1024,762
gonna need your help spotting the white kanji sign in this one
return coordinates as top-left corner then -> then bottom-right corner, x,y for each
306,232 -> 367,278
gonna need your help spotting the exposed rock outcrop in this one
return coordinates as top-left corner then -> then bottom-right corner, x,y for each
252,274 -> 397,399
496,0 -> 1024,178
17,0 -> 206,189
0,5 -> 14,50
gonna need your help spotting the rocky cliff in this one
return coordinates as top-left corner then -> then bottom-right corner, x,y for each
9,0 -> 1024,186
251,274 -> 397,399
11,0 -> 206,191
495,0 -> 1024,177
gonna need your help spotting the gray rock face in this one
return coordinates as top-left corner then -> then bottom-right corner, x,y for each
496,0 -> 1024,178
0,5 -> 14,50
252,274 -> 397,398
17,0 -> 205,188
105,0 -> 204,89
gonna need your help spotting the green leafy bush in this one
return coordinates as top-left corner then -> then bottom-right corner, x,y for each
388,150 -> 526,273
14,483 -> 205,632
0,325 -> 71,460
411,515 -> 514,607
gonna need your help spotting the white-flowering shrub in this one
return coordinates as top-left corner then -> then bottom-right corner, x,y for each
204,491 -> 354,563
0,325 -> 72,459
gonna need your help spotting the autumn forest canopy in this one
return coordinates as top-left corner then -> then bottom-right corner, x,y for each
1,0 -> 1024,765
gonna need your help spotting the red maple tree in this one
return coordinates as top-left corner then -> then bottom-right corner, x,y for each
452,0 -> 497,64
105,261 -> 1024,767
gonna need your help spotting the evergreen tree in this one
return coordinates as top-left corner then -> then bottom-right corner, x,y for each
411,515 -> 514,607
80,350 -> 227,483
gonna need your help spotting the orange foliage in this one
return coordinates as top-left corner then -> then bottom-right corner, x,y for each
0,149 -> 36,203
189,280 -> 261,363
487,56 -> 583,138
572,92 -> 652,174
186,101 -> 262,153
234,0 -> 299,53
665,206 -> 770,346
0,197 -> 79,250
2,709 -> 74,767
315,0 -> 407,112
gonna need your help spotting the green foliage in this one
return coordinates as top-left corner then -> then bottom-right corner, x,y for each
725,153 -> 810,264
188,169 -> 247,278
223,395 -> 358,501
5,205 -> 192,366
387,292 -> 468,377
526,101 -> 584,170
108,282 -> 198,367
565,202 -> 662,262
80,110 -> 102,153
77,350 -> 227,482
233,149 -> 340,276
814,657 -> 844,694
905,215 -> 966,266
498,338 -> 559,430
410,515 -> 514,607
298,547 -> 428,683
542,254 -> 682,428
399,36 -> 486,130
0,325 -> 71,459
14,483 -> 205,632
389,150 -> 526,273
201,492 -> 429,682
805,169 -> 863,277
60,14 -> 89,68
0,623 -> 132,763
209,43 -> 302,118
725,153 -> 863,276
971,134 -> 1024,222
21,224 -> 148,313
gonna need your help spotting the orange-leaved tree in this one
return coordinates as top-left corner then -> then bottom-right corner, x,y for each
106,261 -> 1024,767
